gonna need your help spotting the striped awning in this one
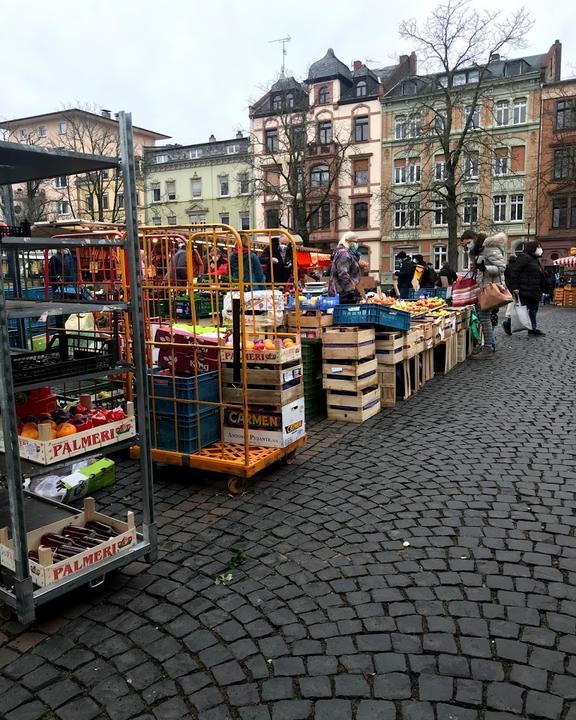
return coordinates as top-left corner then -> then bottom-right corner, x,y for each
553,256 -> 576,266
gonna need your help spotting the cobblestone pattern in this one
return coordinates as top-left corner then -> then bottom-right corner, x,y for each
1,307 -> 576,719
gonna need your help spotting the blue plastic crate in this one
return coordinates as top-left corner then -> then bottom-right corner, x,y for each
408,288 -> 447,300
287,294 -> 339,311
149,370 -> 219,417
153,408 -> 221,453
333,304 -> 411,331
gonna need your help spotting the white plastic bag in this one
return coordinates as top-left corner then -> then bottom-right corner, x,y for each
506,300 -> 532,332
222,290 -> 284,325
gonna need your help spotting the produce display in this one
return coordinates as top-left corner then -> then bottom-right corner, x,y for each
224,336 -> 295,351
387,298 -> 446,314
29,520 -> 119,563
17,403 -> 128,440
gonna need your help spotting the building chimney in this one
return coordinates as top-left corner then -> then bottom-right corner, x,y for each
209,134 -> 216,142
100,109 -> 112,118
236,130 -> 243,138
353,60 -> 363,71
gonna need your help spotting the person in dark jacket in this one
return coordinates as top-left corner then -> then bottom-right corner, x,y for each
263,236 -> 293,284
230,236 -> 266,290
329,232 -> 362,304
438,260 -> 457,286
506,241 -> 547,336
395,251 -> 415,298
503,255 -> 517,289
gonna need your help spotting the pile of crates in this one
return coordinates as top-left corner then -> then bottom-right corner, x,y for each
301,339 -> 326,422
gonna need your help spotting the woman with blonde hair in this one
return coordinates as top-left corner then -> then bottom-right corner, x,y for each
329,231 -> 362,304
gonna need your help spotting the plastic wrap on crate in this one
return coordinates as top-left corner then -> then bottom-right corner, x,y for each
408,288 -> 448,300
333,304 -> 411,331
222,290 -> 284,325
287,294 -> 339,312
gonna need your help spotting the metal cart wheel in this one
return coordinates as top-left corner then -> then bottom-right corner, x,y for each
227,476 -> 248,495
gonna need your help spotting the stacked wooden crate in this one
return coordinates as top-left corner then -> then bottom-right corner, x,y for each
322,327 -> 380,422
374,330 -> 409,407
286,310 -> 333,340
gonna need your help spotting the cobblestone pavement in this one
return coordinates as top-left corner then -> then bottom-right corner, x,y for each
1,306 -> 576,720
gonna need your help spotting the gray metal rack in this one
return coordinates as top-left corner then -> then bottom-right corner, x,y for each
0,112 -> 156,624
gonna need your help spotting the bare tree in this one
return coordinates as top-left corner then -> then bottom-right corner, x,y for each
251,99 -> 355,245
390,0 -> 533,267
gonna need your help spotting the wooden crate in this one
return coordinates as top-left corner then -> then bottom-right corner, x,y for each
375,330 -> 404,366
322,356 -> 378,392
563,289 -> 576,307
554,288 -> 565,305
286,310 -> 333,331
327,385 -> 380,423
433,334 -> 457,375
456,330 -> 467,363
404,324 -> 426,359
378,361 -> 411,404
422,348 -> 434,383
222,360 -> 304,406
322,326 -> 375,361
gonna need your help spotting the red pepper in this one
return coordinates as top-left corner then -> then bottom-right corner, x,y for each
73,418 -> 93,432
106,408 -> 126,422
90,411 -> 108,427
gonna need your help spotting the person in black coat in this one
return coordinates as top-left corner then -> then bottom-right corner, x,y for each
395,251 -> 415,298
506,241 -> 547,336
263,236 -> 293,285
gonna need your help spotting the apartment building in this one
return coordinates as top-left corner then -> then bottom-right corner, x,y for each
250,49 -> 415,274
380,41 -> 562,276
0,109 -> 168,223
537,79 -> 576,263
143,134 -> 253,230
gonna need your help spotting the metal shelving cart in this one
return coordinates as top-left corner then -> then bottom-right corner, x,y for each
0,113 -> 155,624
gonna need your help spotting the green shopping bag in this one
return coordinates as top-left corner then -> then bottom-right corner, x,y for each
470,307 -> 481,341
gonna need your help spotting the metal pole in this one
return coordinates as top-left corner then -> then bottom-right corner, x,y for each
118,112 -> 156,559
0,210 -> 34,624
1,185 -> 27,347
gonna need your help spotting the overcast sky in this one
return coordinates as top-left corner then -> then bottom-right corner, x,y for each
2,0 -> 574,145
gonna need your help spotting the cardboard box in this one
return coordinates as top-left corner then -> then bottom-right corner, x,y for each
223,400 -> 305,448
155,325 -> 221,374
220,341 -> 301,366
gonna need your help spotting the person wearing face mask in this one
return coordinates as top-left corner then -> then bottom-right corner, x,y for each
329,231 -> 362,304
506,240 -> 547,336
460,230 -> 507,359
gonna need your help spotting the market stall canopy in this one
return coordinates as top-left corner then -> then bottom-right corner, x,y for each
0,139 -> 119,185
297,247 -> 331,269
553,256 -> 576,267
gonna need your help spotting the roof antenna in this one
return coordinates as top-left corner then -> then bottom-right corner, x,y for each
269,35 -> 291,77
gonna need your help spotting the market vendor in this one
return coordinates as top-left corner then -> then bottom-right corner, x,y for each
166,242 -> 204,286
328,231 -> 363,305
230,235 -> 266,290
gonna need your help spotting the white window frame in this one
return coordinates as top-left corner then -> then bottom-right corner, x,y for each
239,211 -> 250,230
117,193 -> 124,210
493,195 -> 507,222
166,180 -> 176,201
152,216 -> 162,226
151,185 -> 161,203
219,175 -> 230,197
188,212 -> 207,225
463,196 -> 478,224
394,164 -> 406,184
495,100 -> 509,126
465,104 -> 480,129
37,125 -> 47,138
510,193 -> 524,221
54,176 -> 67,189
494,154 -> 508,177
227,144 -> 240,154
167,215 -> 177,226
394,202 -> 406,228
464,154 -> 479,181
238,173 -> 250,195
155,154 -> 168,164
58,121 -> 67,135
19,128 -> 28,141
407,202 -> 420,228
219,213 -> 230,225
433,245 -> 448,271
434,201 -> 447,226
57,200 -> 70,215
407,114 -> 421,138
407,161 -> 421,184
191,178 -> 202,199
101,193 -> 109,211
434,160 -> 446,181
395,116 -> 406,140
513,98 -> 527,125
188,148 -> 203,159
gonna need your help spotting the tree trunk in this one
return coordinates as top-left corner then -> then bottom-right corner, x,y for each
446,183 -> 459,271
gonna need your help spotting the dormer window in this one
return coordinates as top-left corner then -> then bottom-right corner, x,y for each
286,93 -> 294,109
505,59 -> 528,77
318,86 -> 330,104
356,81 -> 367,98
272,96 -> 282,112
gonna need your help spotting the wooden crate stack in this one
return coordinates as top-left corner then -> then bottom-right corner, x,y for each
374,330 -> 411,407
322,327 -> 380,423
286,310 -> 333,340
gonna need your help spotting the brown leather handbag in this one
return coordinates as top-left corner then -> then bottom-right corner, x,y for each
478,283 -> 513,310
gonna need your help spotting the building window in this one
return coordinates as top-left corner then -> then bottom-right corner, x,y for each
510,145 -> 526,174
239,211 -> 250,230
219,175 -> 229,196
463,196 -> 478,224
356,80 -> 367,98
353,158 -> 369,186
310,164 -> 329,188
272,96 -> 282,112
238,173 -> 250,194
54,176 -> 67,189
464,153 -> 479,180
433,245 -> 447,271
407,160 -> 421,184
227,144 -> 240,154
318,120 -> 332,145
265,128 -> 278,152
286,93 -> 294,109
58,121 -> 67,135
407,114 -> 421,138
394,161 -> 406,184
510,193 -> 524,221
37,125 -> 47,138
19,128 -> 28,141
552,197 -> 568,228
152,216 -> 161,226
101,194 -> 109,211
495,100 -> 509,126
318,86 -> 330,104
155,154 -> 168,164
290,124 -> 305,150
494,149 -> 508,176
434,201 -> 447,226
556,100 -> 576,130
435,112 -> 447,134
407,202 -> 420,227
493,195 -> 507,222
434,156 -> 446,181
166,180 -> 176,201
167,215 -> 177,225
57,200 -> 70,215
465,104 -> 480,129
513,98 -> 527,124
220,213 -> 230,225
151,185 -> 161,203
117,193 -> 124,210
188,148 -> 203,159
191,177 -> 202,198
394,202 -> 406,228
188,212 -> 207,225
554,148 -> 575,179
353,202 -> 368,229
395,116 -> 406,140
86,196 -> 94,213
310,203 -> 331,231
265,208 -> 280,228
354,116 -> 369,142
